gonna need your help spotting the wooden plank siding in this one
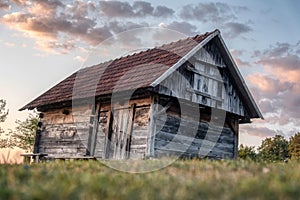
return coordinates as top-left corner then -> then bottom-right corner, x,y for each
152,97 -> 235,159
156,41 -> 245,117
38,97 -> 152,159
38,95 -> 237,159
39,105 -> 93,157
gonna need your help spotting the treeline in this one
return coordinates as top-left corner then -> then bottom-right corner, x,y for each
239,133 -> 300,162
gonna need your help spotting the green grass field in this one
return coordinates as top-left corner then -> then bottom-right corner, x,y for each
1,159 -> 300,200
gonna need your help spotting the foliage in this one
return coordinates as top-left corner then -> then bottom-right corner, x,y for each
0,100 -> 8,124
288,132 -> 300,160
258,135 -> 289,162
238,144 -> 257,160
8,114 -> 39,152
0,160 -> 300,199
0,99 -> 38,152
0,99 -> 9,148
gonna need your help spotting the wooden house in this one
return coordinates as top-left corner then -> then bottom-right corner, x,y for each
20,29 -> 263,160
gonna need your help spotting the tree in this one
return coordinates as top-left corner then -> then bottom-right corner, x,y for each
288,132 -> 300,160
8,114 -> 39,152
258,135 -> 289,162
238,144 -> 257,160
0,99 -> 38,152
0,99 -> 9,148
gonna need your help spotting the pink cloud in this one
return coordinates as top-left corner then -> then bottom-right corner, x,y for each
247,69 -> 300,127
1,12 -> 57,39
230,49 -> 251,67
0,1 -> 10,11
258,55 -> 300,83
247,73 -> 292,98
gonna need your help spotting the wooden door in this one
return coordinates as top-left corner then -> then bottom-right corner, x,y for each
106,106 -> 135,159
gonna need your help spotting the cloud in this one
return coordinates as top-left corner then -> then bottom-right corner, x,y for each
153,5 -> 174,17
0,1 -> 112,50
82,27 -> 112,46
242,126 -> 281,138
0,1 -> 175,53
162,21 -> 197,36
224,22 -> 252,38
107,21 -> 148,34
262,42 -> 291,57
247,42 -> 300,127
247,73 -> 292,98
9,0 -> 29,6
0,0 -> 10,10
230,49 -> 251,67
247,73 -> 300,127
258,99 -> 274,114
256,42 -> 300,83
179,2 -> 236,23
36,39 -> 76,54
179,2 -> 252,39
233,5 -> 250,13
28,0 -> 64,16
1,12 -> 57,38
1,12 -> 72,38
99,1 -> 134,18
132,1 -> 154,16
65,1 -> 96,17
98,1 -> 174,18
258,55 -> 300,83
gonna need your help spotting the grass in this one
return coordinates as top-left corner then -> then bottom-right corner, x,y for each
1,159 -> 300,200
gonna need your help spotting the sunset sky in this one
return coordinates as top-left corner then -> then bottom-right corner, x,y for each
0,0 -> 299,147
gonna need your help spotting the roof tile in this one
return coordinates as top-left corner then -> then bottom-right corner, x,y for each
21,31 -> 215,110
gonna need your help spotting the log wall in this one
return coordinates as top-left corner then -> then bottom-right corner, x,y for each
152,96 -> 236,159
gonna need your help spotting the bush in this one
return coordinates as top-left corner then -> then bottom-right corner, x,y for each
258,135 -> 289,162
289,132 -> 300,160
238,144 -> 257,161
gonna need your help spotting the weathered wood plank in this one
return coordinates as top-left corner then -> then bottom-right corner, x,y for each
147,96 -> 157,157
125,104 -> 136,158
153,96 -> 234,159
156,41 -> 245,117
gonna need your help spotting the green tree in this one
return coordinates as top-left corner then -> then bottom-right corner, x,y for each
238,144 -> 257,160
288,132 -> 300,160
0,99 -> 9,148
8,114 -> 39,152
258,135 -> 289,162
0,100 -> 38,152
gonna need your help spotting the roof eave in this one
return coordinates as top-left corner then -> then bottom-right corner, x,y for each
216,34 -> 264,120
151,29 -> 263,120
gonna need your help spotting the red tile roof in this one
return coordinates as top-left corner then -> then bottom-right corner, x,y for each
20,30 -> 216,110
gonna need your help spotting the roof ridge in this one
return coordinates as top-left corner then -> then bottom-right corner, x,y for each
20,29 -> 219,111
81,30 -> 217,71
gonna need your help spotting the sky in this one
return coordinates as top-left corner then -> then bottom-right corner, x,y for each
0,0 -> 299,148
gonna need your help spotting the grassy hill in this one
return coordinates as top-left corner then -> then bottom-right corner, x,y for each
1,159 -> 299,199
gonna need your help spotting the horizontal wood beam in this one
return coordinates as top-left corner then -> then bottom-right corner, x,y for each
187,88 -> 223,102
195,58 -> 226,68
186,65 -> 223,82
